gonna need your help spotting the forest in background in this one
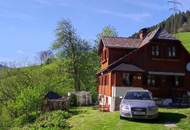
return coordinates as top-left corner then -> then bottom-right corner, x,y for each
132,11 -> 190,37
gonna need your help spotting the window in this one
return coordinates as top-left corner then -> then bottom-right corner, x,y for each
152,45 -> 160,56
99,77 -> 101,85
147,75 -> 156,87
173,76 -> 183,87
101,49 -> 107,62
104,75 -> 109,86
101,76 -> 103,85
122,73 -> 132,86
103,76 -> 106,85
168,46 -> 176,57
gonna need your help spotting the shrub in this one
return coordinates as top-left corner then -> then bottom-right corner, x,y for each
31,110 -> 70,129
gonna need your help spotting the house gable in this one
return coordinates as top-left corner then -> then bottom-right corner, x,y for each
97,28 -> 190,75
98,37 -> 142,70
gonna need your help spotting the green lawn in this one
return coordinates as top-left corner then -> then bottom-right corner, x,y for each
177,32 -> 190,52
68,107 -> 190,130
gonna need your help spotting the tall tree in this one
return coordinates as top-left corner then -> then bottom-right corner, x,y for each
52,19 -> 82,91
95,25 -> 118,49
38,50 -> 53,65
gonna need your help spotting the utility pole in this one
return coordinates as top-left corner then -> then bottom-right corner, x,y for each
168,0 -> 182,35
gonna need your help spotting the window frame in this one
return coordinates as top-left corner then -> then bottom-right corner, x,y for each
122,73 -> 133,86
151,45 -> 160,57
147,75 -> 156,87
101,49 -> 108,63
168,46 -> 177,58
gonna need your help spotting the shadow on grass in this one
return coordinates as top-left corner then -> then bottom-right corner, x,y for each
123,112 -> 187,124
68,107 -> 88,116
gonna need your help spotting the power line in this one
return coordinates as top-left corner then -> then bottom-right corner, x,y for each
168,0 -> 182,35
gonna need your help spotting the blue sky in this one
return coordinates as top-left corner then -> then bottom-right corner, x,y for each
0,0 -> 189,66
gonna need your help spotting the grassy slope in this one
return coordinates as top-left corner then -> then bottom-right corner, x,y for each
177,32 -> 190,52
68,107 -> 190,130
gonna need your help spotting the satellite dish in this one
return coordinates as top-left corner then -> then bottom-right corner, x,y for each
186,62 -> 190,72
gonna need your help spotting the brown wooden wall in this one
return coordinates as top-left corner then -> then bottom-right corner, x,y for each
98,39 -> 190,98
98,72 -> 113,97
108,48 -> 134,65
124,39 -> 190,73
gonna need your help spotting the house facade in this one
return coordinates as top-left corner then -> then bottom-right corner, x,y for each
97,28 -> 190,112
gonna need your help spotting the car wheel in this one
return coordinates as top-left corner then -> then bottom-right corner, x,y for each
120,115 -> 125,120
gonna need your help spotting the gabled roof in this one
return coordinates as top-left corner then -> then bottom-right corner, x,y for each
101,37 -> 142,49
140,27 -> 177,47
96,48 -> 140,75
97,28 -> 182,75
112,63 -> 144,72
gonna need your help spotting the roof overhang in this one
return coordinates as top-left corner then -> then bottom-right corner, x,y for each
112,63 -> 144,72
148,71 -> 185,76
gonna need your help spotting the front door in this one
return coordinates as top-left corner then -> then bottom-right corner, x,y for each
161,76 -> 173,98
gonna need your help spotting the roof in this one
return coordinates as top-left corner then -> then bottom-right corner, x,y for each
100,28 -> 178,51
45,91 -> 62,99
112,63 -> 144,72
97,27 -> 181,75
101,37 -> 142,49
140,27 -> 177,47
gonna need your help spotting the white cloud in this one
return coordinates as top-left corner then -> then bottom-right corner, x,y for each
178,0 -> 190,11
32,0 -> 150,21
94,9 -> 151,21
0,9 -> 34,22
123,0 -> 168,11
16,50 -> 25,55
33,0 -> 69,7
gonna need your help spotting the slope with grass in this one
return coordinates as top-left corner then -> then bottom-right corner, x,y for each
177,32 -> 190,52
68,107 -> 190,130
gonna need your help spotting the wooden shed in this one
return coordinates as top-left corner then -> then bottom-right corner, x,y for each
41,91 -> 70,112
69,91 -> 92,106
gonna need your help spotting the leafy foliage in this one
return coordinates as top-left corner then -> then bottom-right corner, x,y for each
52,19 -> 96,91
10,111 -> 70,130
95,25 -> 118,49
0,19 -> 100,129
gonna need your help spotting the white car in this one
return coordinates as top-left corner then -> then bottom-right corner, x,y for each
120,89 -> 158,119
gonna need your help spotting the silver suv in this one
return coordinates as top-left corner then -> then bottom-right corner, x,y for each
120,89 -> 158,119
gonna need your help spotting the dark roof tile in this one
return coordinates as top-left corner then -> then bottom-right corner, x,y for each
112,63 -> 144,72
102,37 -> 142,49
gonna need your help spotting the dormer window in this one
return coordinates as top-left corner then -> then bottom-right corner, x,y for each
168,46 -> 176,57
152,45 -> 160,56
101,49 -> 107,63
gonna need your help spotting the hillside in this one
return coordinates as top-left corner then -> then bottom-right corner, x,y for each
132,11 -> 190,38
177,32 -> 190,52
151,11 -> 190,33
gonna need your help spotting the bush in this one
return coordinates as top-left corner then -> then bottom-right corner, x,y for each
13,112 -> 37,127
10,110 -> 70,130
31,110 -> 70,129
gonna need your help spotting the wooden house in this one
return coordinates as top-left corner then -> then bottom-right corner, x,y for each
97,27 -> 190,111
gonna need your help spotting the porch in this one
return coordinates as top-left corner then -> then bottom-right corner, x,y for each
113,70 -> 187,98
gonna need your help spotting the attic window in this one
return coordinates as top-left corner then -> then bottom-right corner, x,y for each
101,49 -> 107,62
168,46 -> 176,57
152,45 -> 160,56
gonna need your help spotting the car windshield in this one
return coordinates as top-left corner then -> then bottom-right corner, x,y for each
124,91 -> 151,100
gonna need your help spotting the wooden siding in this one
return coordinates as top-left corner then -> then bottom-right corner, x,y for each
98,38 -> 190,98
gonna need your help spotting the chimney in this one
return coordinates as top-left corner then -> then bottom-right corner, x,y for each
139,28 -> 148,40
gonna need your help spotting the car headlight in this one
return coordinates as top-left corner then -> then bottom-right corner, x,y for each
148,106 -> 158,111
121,105 -> 130,111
